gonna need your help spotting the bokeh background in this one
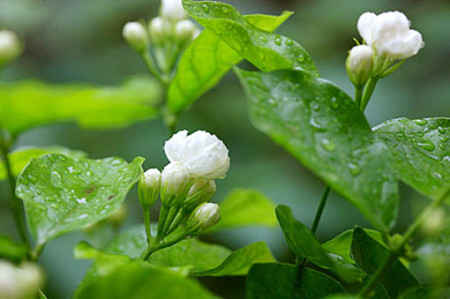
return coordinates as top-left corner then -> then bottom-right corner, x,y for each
1,0 -> 449,298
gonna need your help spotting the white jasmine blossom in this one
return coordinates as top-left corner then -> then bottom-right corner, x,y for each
164,130 -> 230,180
161,0 -> 187,22
0,260 -> 43,299
138,168 -> 161,208
175,19 -> 197,43
357,11 -> 424,60
346,45 -> 374,87
160,162 -> 189,206
122,22 -> 148,52
186,202 -> 220,235
149,17 -> 171,46
0,30 -> 21,66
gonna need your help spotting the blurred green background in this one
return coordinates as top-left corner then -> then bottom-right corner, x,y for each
0,0 -> 449,298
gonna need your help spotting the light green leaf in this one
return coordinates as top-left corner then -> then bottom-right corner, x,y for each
194,241 -> 275,277
0,75 -> 161,135
373,117 -> 450,203
168,11 -> 293,114
276,205 -> 364,283
236,68 -> 398,231
0,235 -> 28,263
75,262 -> 218,299
182,1 -> 317,73
247,263 -> 345,299
212,188 -> 277,231
0,146 -> 86,181
16,154 -> 144,247
351,227 -> 418,298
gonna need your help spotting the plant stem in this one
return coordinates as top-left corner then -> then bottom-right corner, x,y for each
358,251 -> 396,297
141,231 -> 189,261
0,141 -> 29,246
359,77 -> 378,112
354,86 -> 363,107
143,207 -> 152,245
141,51 -> 165,84
311,186 -> 331,235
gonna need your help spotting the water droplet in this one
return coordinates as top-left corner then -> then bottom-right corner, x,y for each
76,198 -> 87,204
437,126 -> 446,134
311,103 -> 320,111
417,140 -> 435,151
321,139 -> 335,151
330,97 -> 339,109
78,214 -> 88,220
413,119 -> 428,126
221,6 -> 229,13
268,98 -> 278,107
348,163 -> 361,176
202,3 -> 210,12
297,55 -> 304,63
259,36 -> 267,42
274,37 -> 282,46
443,156 -> 450,163
309,118 -> 326,131
285,39 -> 293,46
433,172 -> 442,179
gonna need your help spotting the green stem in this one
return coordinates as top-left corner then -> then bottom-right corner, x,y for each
143,207 -> 152,245
358,189 -> 450,297
360,77 -> 378,112
141,231 -> 189,261
166,208 -> 188,235
0,141 -> 29,246
141,51 -> 165,84
354,86 -> 363,107
311,186 -> 331,235
162,206 -> 179,235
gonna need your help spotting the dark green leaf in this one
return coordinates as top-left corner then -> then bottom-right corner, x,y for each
0,76 -> 161,135
398,286 -> 450,299
0,235 -> 28,263
75,262 -> 218,299
16,154 -> 144,247
351,227 -> 418,297
374,117 -> 450,203
194,241 -> 275,277
236,68 -> 398,231
276,205 -> 363,282
182,1 -> 317,73
168,11 -> 293,114
212,188 -> 277,231
247,263 -> 345,299
0,146 -> 86,181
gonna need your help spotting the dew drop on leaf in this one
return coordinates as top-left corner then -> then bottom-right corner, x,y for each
202,4 -> 210,12
285,39 -> 293,46
321,139 -> 335,151
274,37 -> 282,46
348,163 -> 361,176
417,140 -> 435,151
413,119 -> 428,126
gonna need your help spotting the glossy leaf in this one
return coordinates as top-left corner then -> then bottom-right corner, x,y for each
0,235 -> 28,263
351,227 -> 418,297
182,1 -> 317,73
16,154 -> 144,247
75,262 -> 218,299
276,205 -> 363,282
212,188 -> 277,231
236,68 -> 398,231
373,117 -> 450,203
0,75 -> 161,135
0,146 -> 86,180
168,11 -> 293,114
194,241 -> 275,277
247,263 -> 345,299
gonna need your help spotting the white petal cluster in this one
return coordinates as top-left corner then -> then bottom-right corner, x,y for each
161,0 -> 187,22
0,30 -> 21,66
0,261 -> 43,299
122,22 -> 148,52
161,162 -> 189,197
358,11 -> 424,60
346,45 -> 374,87
164,130 -> 230,180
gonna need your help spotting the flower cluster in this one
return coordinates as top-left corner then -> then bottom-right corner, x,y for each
122,0 -> 199,78
139,130 -> 229,242
0,260 -> 43,299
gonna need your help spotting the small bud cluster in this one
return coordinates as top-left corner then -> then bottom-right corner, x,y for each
122,0 -> 200,79
346,11 -> 424,88
0,30 -> 22,68
0,260 -> 44,299
138,130 -> 229,243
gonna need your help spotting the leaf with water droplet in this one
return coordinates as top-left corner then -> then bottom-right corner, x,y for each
235,68 -> 399,231
169,10 -> 293,114
374,117 -> 450,204
16,154 -> 144,248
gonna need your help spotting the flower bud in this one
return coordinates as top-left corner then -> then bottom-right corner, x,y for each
346,45 -> 374,87
164,130 -> 230,180
183,179 -> 216,212
139,168 -> 161,208
186,203 -> 220,235
122,22 -> 149,52
174,19 -> 197,44
149,17 -> 171,46
0,30 -> 21,67
160,0 -> 187,22
0,260 -> 44,299
421,208 -> 446,236
160,162 -> 190,207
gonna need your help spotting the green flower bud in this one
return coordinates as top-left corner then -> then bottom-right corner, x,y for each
0,30 -> 22,67
183,179 -> 216,212
346,45 -> 374,87
122,22 -> 149,52
421,208 -> 447,236
160,162 -> 190,207
149,17 -> 171,46
138,168 -> 161,208
185,202 -> 220,235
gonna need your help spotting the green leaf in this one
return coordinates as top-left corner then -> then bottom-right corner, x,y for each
168,11 -> 293,114
0,75 -> 161,135
105,224 -> 232,273
351,227 -> 418,297
398,286 -> 450,299
16,154 -> 144,247
276,205 -> 363,283
236,68 -> 399,231
0,235 -> 28,263
0,146 -> 86,181
212,188 -> 277,231
247,263 -> 345,299
75,262 -> 218,299
182,1 -> 317,73
373,117 -> 450,203
194,241 -> 275,277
